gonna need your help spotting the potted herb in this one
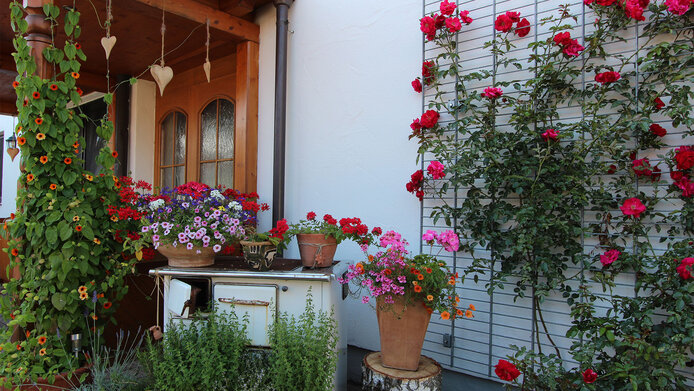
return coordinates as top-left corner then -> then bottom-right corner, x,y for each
340,230 -> 475,371
132,182 -> 263,268
287,212 -> 381,268
240,219 -> 288,270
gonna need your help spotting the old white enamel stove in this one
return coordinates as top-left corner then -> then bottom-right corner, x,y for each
149,257 -> 347,390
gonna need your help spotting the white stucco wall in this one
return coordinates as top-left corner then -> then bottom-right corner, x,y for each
0,115 -> 20,218
255,0 -> 423,350
128,80 -> 156,184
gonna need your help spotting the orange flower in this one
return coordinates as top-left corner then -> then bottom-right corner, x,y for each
112,151 -> 118,158
468,304 -> 475,311
37,336 -> 47,345
412,281 -> 418,286
103,302 -> 112,309
110,215 -> 118,222
93,238 -> 101,244
74,149 -> 79,154
12,81 -> 19,88
36,133 -> 45,140
25,331 -> 30,338
72,216 -> 80,222
427,295 -> 433,301
75,225 -> 82,232
465,310 -> 474,318
32,91 -> 40,99
368,255 -> 374,262
426,307 -> 433,315
85,174 -> 93,181
17,137 -> 26,146
71,72 -> 80,79
49,184 -> 57,190
35,118 -> 43,125
78,286 -> 88,293
448,279 -> 456,285
75,43 -> 81,50
97,293 -> 104,298
414,285 -> 422,293
39,348 -> 46,356
384,269 -> 392,275
441,311 -> 451,320
16,344 -> 21,350
76,87 -> 83,96
17,126 -> 22,132
39,156 -> 48,164
79,292 -> 88,300
49,84 -> 58,91
417,274 -> 424,281
114,182 -> 121,189
11,248 -> 18,256
64,157 -> 72,165
72,142 -> 79,148
26,174 -> 34,183
457,309 -> 464,317
426,267 -> 432,273
91,315 -> 98,320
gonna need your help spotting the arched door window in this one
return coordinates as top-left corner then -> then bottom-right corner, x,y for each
159,111 -> 187,189
199,98 -> 234,187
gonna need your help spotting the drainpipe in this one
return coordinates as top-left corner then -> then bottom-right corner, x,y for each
272,0 -> 293,226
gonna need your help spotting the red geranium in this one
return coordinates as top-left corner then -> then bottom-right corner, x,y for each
620,197 -> 646,218
306,211 -> 316,220
582,368 -> 598,384
494,359 -> 521,381
323,214 -> 338,225
420,110 -> 440,129
269,219 -> 289,241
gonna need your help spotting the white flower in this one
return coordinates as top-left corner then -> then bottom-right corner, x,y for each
228,201 -> 242,211
210,190 -> 225,201
148,199 -> 165,211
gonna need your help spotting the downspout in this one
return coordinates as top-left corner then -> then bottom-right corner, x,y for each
114,74 -> 131,177
272,0 -> 293,226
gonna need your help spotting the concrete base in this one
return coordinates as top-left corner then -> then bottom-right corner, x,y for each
362,352 -> 441,391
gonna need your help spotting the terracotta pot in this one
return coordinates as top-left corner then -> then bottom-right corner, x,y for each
240,240 -> 277,271
296,233 -> 337,268
0,365 -> 91,390
156,244 -> 215,267
376,295 -> 432,371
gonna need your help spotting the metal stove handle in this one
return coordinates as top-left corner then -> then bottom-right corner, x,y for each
217,298 -> 270,307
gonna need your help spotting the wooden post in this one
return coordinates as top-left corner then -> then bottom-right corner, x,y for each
234,40 -> 259,193
362,352 -> 442,391
23,0 -> 54,80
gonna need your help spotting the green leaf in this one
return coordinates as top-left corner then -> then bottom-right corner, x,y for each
45,226 -> 58,245
51,293 -> 67,310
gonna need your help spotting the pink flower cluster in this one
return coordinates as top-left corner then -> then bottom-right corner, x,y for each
419,1 -> 473,41
427,161 -> 446,179
665,0 -> 692,15
495,11 -> 530,37
421,229 -> 459,252
676,257 -> 693,279
481,87 -> 503,100
552,31 -> 585,57
620,197 -> 646,218
585,0 -> 650,21
542,129 -> 558,142
600,249 -> 620,266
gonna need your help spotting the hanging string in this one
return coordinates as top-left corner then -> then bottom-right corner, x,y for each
160,0 -> 166,67
105,0 -> 112,92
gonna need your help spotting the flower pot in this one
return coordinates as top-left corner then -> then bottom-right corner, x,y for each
296,233 -> 337,268
376,295 -> 432,371
157,244 -> 215,267
240,240 -> 277,271
0,365 -> 91,390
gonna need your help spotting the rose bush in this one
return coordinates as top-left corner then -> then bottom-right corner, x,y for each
413,1 -> 693,389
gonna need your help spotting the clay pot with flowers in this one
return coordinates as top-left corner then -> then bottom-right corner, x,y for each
287,212 -> 381,268
133,182 -> 261,267
240,219 -> 289,271
340,229 -> 474,371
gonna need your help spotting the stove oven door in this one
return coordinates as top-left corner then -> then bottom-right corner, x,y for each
213,283 -> 277,346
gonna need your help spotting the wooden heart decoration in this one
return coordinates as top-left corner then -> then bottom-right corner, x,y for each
203,60 -> 211,83
150,64 -> 174,96
100,36 -> 117,60
7,147 -> 19,161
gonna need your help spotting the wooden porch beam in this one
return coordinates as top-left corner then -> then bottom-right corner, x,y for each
218,0 -> 254,16
234,40 -> 258,193
0,99 -> 18,116
132,0 -> 259,43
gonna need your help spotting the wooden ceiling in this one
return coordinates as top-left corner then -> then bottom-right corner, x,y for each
0,0 -> 272,115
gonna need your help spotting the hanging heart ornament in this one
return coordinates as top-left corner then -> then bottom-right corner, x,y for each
150,64 -> 174,96
203,60 -> 211,83
100,36 -> 117,60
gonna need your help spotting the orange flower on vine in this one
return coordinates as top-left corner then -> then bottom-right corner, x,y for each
39,156 -> 48,164
36,133 -> 45,140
